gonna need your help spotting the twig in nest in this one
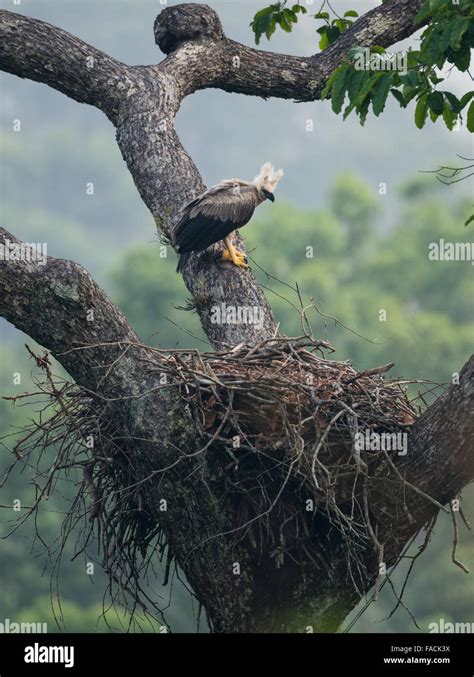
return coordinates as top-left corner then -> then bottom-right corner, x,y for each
345,363 -> 395,384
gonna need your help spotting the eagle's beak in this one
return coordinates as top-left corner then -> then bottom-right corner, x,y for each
266,192 -> 275,203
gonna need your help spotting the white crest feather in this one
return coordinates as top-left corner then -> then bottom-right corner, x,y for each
253,162 -> 284,192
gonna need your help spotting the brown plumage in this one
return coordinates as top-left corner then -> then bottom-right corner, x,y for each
172,163 -> 284,272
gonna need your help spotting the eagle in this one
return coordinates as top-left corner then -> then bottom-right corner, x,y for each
172,162 -> 284,272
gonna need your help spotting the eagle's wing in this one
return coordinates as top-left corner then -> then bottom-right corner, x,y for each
172,181 -> 258,253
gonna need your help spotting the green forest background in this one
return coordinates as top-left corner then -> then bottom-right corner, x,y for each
0,0 -> 473,633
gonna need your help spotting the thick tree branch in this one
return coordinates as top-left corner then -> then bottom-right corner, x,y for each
0,228 -> 140,397
0,230 -> 281,630
377,357 -> 474,565
0,10 -> 135,122
158,0 -> 425,100
113,74 -> 278,348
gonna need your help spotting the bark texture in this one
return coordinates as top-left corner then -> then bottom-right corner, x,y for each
1,2 -> 471,633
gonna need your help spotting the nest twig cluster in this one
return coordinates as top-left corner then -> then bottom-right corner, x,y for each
143,337 -> 423,576
1,338 -> 455,627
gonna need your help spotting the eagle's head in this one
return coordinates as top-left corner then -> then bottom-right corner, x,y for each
253,162 -> 284,202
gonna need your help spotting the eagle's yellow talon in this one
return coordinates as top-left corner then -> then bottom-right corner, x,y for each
221,238 -> 249,269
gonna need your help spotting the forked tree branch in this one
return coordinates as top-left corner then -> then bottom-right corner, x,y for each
0,1 -> 425,348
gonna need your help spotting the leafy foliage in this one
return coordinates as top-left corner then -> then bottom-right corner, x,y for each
251,0 -> 474,132
250,1 -> 307,45
321,0 -> 474,129
315,9 -> 358,50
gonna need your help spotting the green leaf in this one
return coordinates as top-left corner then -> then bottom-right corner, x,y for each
438,24 -> 454,55
282,8 -> 298,24
421,25 -> 444,66
358,96 -> 371,125
407,50 -> 422,69
318,24 -> 342,49
467,101 -> 474,133
347,46 -> 366,61
415,94 -> 429,129
347,69 -> 366,101
441,102 -> 454,130
320,67 -> 340,99
403,89 -> 421,105
427,91 -> 444,115
391,73 -> 401,87
344,10 -> 358,18
354,72 -> 384,108
450,17 -> 469,50
443,92 -> 461,114
343,101 -> 356,120
400,70 -> 419,88
326,26 -> 341,44
465,214 -> 474,227
372,73 -> 393,116
250,5 -> 280,44
314,12 -> 329,20
331,66 -> 350,114
265,17 -> 277,40
319,30 -> 329,50
459,91 -> 474,110
251,2 -> 306,43
449,44 -> 471,71
279,11 -> 294,32
415,0 -> 446,24
390,88 -> 407,108
252,5 -> 277,21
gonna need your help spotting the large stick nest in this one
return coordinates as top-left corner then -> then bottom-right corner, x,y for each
3,338 -> 452,627
149,337 -> 421,566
